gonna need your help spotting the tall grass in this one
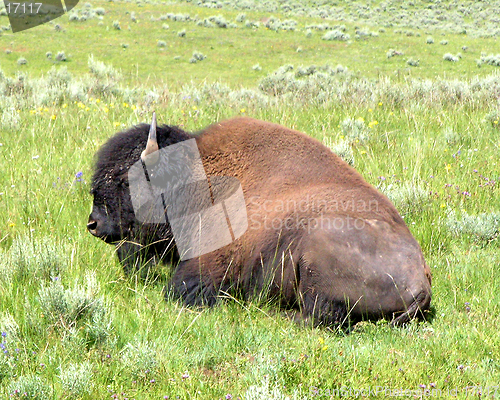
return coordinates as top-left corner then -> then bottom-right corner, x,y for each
0,0 -> 499,398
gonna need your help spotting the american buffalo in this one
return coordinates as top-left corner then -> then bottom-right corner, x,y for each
88,115 -> 431,326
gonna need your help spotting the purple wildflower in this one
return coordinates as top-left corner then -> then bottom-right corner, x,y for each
1,332 -> 6,337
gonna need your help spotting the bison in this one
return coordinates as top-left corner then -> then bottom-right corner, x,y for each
88,115 -> 431,326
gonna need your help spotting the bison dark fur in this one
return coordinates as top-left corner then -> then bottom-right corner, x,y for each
89,117 -> 432,326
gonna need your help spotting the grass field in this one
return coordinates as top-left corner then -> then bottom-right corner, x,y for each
1,0 -> 500,398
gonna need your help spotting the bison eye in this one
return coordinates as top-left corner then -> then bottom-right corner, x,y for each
118,178 -> 129,188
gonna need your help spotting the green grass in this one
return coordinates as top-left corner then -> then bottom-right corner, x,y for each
1,0 -> 500,398
0,0 -> 500,87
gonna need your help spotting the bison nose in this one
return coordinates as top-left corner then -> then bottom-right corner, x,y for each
87,220 -> 99,235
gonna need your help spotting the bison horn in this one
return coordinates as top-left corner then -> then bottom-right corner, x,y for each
141,112 -> 159,165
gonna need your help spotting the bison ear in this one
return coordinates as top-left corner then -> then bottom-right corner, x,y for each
141,112 -> 160,165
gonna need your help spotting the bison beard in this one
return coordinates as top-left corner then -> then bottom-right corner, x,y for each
88,116 -> 432,327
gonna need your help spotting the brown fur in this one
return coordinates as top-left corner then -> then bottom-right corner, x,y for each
89,117 -> 432,326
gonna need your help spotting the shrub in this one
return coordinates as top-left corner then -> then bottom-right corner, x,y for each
236,13 -> 246,22
379,182 -> 429,216
55,51 -> 67,62
1,107 -> 20,130
3,236 -> 66,283
484,109 -> 500,127
112,20 -> 121,30
440,39 -> 448,45
0,312 -> 20,344
323,138 -> 354,165
121,340 -> 158,381
87,55 -> 122,96
189,51 -> 206,63
38,271 -> 112,344
0,350 -> 15,383
341,117 -> 369,143
477,54 -> 500,67
177,29 -> 186,37
157,40 -> 167,47
8,375 -> 53,400
443,53 -> 459,62
443,127 -> 459,145
252,64 -> 262,71
322,30 -> 350,41
426,36 -> 434,44
245,376 -> 302,400
17,57 -> 27,65
210,15 -> 228,28
387,49 -> 403,58
59,362 -> 94,397
406,58 -> 420,67
94,7 -> 105,15
245,20 -> 259,28
446,211 -> 500,243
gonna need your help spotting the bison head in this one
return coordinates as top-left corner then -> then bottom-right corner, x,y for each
88,113 -> 160,243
